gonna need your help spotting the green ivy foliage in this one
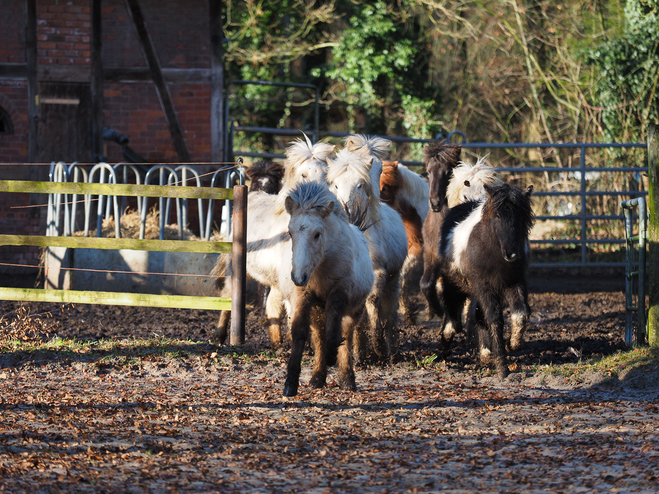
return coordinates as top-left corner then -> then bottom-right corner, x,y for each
585,0 -> 659,142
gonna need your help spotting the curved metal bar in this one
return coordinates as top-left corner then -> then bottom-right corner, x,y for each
175,165 -> 204,239
143,165 -> 178,240
67,163 -> 89,236
220,164 -> 246,238
113,163 -> 143,218
47,162 -> 68,237
89,163 -> 120,238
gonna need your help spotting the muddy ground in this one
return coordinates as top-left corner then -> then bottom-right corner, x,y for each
0,269 -> 658,493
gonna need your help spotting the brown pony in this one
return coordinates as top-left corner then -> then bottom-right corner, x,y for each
420,143 -> 462,322
380,160 -> 428,325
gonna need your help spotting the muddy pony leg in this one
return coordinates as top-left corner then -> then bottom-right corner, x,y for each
420,256 -> 444,321
283,289 -> 312,397
507,283 -> 530,351
309,310 -> 327,389
480,292 -> 508,379
438,281 -> 465,354
337,315 -> 357,391
265,287 -> 285,351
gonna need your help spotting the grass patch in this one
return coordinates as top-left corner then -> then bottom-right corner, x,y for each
532,346 -> 659,379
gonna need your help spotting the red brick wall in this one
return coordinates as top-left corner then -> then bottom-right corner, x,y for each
0,0 -> 214,273
0,85 -> 29,164
37,0 -> 91,67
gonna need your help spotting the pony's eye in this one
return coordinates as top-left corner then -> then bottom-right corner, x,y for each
334,184 -> 338,189
301,173 -> 308,179
357,183 -> 363,189
314,232 -> 321,240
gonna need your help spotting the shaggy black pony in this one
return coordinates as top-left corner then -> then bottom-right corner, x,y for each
439,182 -> 534,378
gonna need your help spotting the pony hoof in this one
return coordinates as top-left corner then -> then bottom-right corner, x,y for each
496,364 -> 509,380
339,377 -> 356,391
283,382 -> 298,397
309,375 -> 326,389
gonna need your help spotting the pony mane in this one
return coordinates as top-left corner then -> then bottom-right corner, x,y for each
286,180 -> 348,221
283,134 -> 335,186
328,147 -> 381,223
423,142 -> 462,172
446,157 -> 503,207
344,134 -> 391,160
483,182 -> 535,234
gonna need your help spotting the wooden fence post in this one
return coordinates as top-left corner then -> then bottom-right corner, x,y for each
230,185 -> 248,345
647,125 -> 658,346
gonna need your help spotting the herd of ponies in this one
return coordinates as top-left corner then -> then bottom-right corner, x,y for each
212,134 -> 535,396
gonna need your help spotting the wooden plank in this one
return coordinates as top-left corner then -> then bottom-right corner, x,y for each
648,124 -> 658,346
230,185 -> 247,345
0,180 -> 233,200
123,0 -> 191,162
0,63 -> 27,79
209,0 -> 225,163
0,287 -> 231,311
25,0 -> 39,173
105,67 -> 211,84
0,235 -> 232,254
91,0 -> 104,161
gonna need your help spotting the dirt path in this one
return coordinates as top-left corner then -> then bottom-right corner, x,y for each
1,356 -> 658,493
1,272 -> 658,492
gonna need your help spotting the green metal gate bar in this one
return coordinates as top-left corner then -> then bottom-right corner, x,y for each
621,197 -> 647,346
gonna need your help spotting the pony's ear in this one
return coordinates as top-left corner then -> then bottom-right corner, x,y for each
316,202 -> 334,218
483,183 -> 494,196
524,185 -> 534,196
365,157 -> 374,170
284,195 -> 298,215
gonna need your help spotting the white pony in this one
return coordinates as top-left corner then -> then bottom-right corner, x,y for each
213,136 -> 336,347
327,135 -> 408,359
281,181 -> 373,396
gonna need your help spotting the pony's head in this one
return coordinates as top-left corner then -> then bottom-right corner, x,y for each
424,142 -> 461,212
284,181 -> 343,287
446,157 -> 503,207
344,134 -> 391,192
482,183 -> 535,263
247,160 -> 285,194
283,134 -> 335,189
379,160 -> 402,207
327,146 -> 381,225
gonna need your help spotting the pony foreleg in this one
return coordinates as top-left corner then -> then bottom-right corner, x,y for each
337,315 -> 357,391
309,308 -> 327,389
438,282 -> 465,354
265,287 -> 285,351
480,293 -> 507,379
381,271 -> 401,358
420,258 -> 444,321
400,253 -> 423,326
283,289 -> 313,397
366,270 -> 387,359
506,284 -> 530,351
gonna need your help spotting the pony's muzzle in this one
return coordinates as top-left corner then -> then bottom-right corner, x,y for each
291,271 -> 309,287
429,198 -> 443,212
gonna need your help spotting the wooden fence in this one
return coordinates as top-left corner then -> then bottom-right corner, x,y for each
0,179 -> 248,344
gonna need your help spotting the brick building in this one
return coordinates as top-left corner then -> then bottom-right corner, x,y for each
0,0 -> 224,274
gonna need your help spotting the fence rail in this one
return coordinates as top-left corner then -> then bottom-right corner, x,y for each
229,125 -> 648,268
0,179 -> 247,341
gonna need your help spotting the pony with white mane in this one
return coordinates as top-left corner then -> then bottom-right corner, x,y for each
281,180 -> 373,396
328,135 -> 408,359
213,135 -> 336,347
446,157 -> 503,208
380,160 -> 430,325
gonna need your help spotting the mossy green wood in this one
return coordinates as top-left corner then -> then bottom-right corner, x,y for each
0,180 -> 233,200
0,234 -> 232,254
648,125 -> 658,346
0,287 -> 231,311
